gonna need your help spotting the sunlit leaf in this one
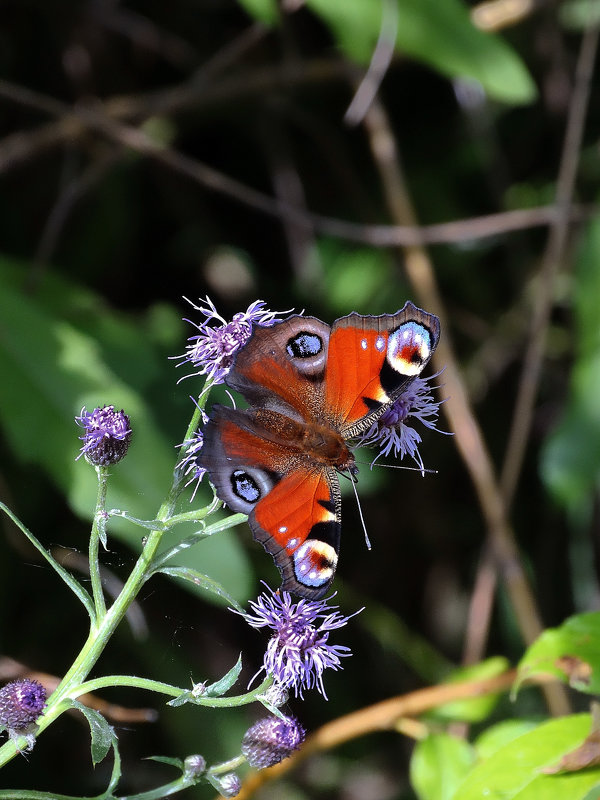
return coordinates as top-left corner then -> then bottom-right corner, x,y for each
411,732 -> 475,800
516,612 -> 600,695
452,714 -> 600,799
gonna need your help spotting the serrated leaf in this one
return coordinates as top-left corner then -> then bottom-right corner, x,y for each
452,714 -> 600,800
154,565 -> 243,611
427,656 -> 510,723
205,655 -> 243,697
146,755 -> 185,769
411,733 -> 475,800
70,700 -> 116,766
516,612 -> 600,695
306,0 -> 536,105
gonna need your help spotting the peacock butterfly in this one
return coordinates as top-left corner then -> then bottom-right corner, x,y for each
199,302 -> 440,599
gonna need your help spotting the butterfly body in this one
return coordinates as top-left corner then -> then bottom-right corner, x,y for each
199,303 -> 440,599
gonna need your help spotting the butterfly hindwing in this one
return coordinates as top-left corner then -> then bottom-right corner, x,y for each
199,405 -> 341,598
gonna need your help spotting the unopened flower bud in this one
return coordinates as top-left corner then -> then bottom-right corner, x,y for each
76,405 -> 132,465
0,680 -> 47,732
241,715 -> 306,769
183,753 -> 206,777
217,771 -> 241,797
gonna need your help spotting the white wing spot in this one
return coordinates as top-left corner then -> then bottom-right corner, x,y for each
361,338 -> 368,350
375,336 -> 385,351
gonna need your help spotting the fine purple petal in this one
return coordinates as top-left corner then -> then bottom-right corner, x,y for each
172,296 -> 293,385
357,372 -> 450,469
234,584 -> 361,699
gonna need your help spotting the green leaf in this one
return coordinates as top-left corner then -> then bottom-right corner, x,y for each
427,656 -> 510,723
205,654 -> 243,697
69,700 -> 116,767
452,714 -> 600,800
516,612 -> 600,695
411,733 -> 475,800
474,719 -> 541,760
154,565 -> 244,611
305,0 -> 536,105
146,755 -> 184,769
236,0 -> 279,24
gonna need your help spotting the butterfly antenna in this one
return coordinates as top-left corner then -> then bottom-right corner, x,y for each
349,473 -> 372,551
354,459 -> 438,476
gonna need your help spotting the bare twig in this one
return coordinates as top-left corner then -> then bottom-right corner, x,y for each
500,22 -> 599,509
0,79 -> 594,252
344,0 -> 398,126
360,97 -> 569,715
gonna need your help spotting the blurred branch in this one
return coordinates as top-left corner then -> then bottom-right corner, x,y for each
344,0 -> 398,126
228,668 -> 558,800
471,0 -> 538,31
0,80 -> 594,252
360,97 -> 569,716
500,21 -> 599,509
0,657 -> 157,723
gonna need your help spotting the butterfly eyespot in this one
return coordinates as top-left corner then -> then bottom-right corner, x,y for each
293,540 -> 337,589
231,469 -> 262,504
286,331 -> 323,359
387,322 -> 432,376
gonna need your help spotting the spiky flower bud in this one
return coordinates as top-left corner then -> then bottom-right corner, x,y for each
76,405 -> 132,465
217,772 -> 241,797
183,754 -> 206,778
241,715 -> 306,769
0,680 -> 47,732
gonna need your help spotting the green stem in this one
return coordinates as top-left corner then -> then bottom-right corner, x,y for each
120,775 -> 199,800
208,754 -> 246,777
70,673 -> 273,708
89,466 -> 109,620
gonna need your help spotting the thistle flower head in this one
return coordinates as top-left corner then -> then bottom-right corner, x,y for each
241,715 -> 306,769
0,679 -> 47,733
75,405 -> 132,465
357,372 -> 449,471
237,584 -> 360,699
173,296 -> 291,385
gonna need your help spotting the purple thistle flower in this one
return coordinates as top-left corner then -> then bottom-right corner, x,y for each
237,584 -> 360,700
0,679 -> 47,733
177,415 -> 208,500
173,296 -> 291,385
241,715 -> 306,769
357,372 -> 450,472
75,405 -> 132,465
